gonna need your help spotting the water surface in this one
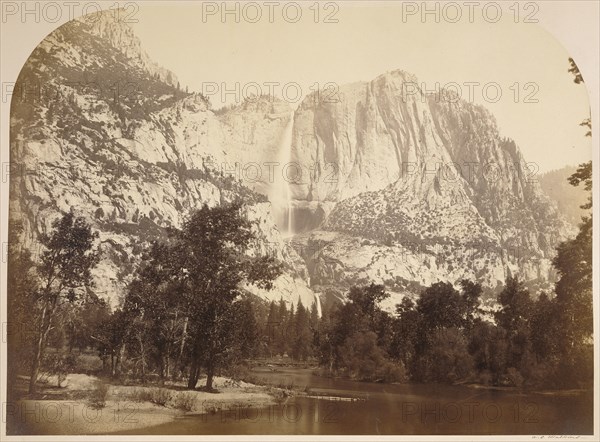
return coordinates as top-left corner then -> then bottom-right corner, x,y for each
119,367 -> 593,435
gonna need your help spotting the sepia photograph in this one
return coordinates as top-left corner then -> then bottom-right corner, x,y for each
0,0 -> 598,439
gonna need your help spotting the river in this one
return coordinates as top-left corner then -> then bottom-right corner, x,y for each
122,367 -> 594,435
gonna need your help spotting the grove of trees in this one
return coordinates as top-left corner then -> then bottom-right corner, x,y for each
6,64 -> 593,396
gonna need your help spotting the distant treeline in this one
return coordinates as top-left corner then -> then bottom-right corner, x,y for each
6,164 -> 592,398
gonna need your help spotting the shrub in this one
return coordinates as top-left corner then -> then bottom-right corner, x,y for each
415,327 -> 475,383
477,370 -> 493,386
524,361 -> 559,388
505,367 -> 525,388
42,353 -> 77,387
223,362 -> 250,381
131,387 -> 173,407
88,381 -> 109,410
338,331 -> 406,382
339,331 -> 382,380
173,392 -> 196,412
130,388 -> 151,402
379,361 -> 408,383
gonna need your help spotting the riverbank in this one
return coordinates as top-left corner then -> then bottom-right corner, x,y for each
8,369 -> 593,435
7,373 -> 287,435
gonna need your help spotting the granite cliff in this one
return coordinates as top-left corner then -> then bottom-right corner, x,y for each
10,10 -> 574,311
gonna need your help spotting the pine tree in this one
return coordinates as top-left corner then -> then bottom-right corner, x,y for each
265,301 -> 278,357
274,299 -> 288,356
291,300 -> 312,361
292,300 -> 312,361
286,303 -> 295,357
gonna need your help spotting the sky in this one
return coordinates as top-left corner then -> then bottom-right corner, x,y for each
129,1 -> 593,173
0,1 -> 594,173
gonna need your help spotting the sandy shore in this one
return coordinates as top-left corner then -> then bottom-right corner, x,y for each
7,374 -> 283,435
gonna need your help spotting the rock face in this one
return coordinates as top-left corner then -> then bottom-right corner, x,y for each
539,166 -> 588,226
86,10 -> 179,88
10,11 -> 573,312
289,70 -> 574,304
9,11 -> 316,309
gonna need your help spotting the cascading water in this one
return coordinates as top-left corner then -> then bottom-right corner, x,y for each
268,111 -> 295,237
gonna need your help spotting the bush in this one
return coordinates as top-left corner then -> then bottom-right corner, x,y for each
524,360 -> 559,388
131,387 -> 173,406
338,331 -> 406,382
88,381 -> 109,410
379,361 -> 408,383
173,392 -> 196,412
339,331 -> 383,381
556,346 -> 594,388
505,367 -> 525,388
223,362 -> 251,381
416,327 -> 475,383
477,370 -> 493,386
42,353 -> 77,387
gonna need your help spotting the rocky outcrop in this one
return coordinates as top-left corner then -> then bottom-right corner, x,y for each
288,70 -> 574,304
9,11 -> 573,312
86,9 -> 179,87
9,10 -> 316,309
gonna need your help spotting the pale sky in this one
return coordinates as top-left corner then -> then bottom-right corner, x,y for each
130,1 -> 593,172
0,2 -> 594,173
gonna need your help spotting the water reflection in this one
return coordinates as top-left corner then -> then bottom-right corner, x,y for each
119,367 -> 593,435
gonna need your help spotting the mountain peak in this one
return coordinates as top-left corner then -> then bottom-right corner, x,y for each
78,9 -> 178,88
376,69 -> 420,84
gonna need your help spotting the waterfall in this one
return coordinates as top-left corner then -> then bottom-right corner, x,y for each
268,111 -> 295,237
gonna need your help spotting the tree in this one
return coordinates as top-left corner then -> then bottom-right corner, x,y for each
291,300 -> 312,361
553,175 -> 593,367
285,303 -> 295,356
347,283 -> 388,319
545,59 -> 593,387
567,56 -> 592,144
495,275 -> 532,332
275,298 -> 288,356
568,57 -> 584,84
93,308 -> 133,377
65,296 -> 111,353
124,241 -> 186,382
339,331 -> 406,382
529,293 -> 560,362
394,280 -> 482,382
468,320 -> 509,385
170,203 -> 282,391
345,283 -> 392,349
495,274 -> 533,372
390,298 -> 420,372
231,297 -> 259,361
29,212 -> 99,393
324,283 -> 399,376
264,301 -> 279,357
416,282 -> 465,331
416,327 -> 474,383
316,303 -> 339,374
7,220 -> 39,401
459,279 -> 482,329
